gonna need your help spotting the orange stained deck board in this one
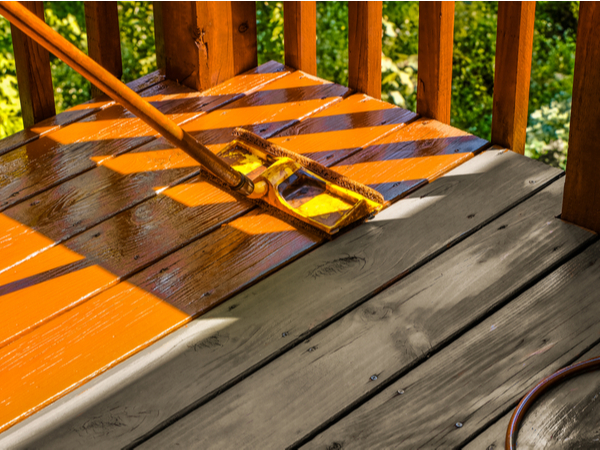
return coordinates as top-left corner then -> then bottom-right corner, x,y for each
335,117 -> 489,201
0,76 -> 487,432
0,280 -> 191,433
0,70 -> 166,158
0,62 -> 291,272
271,93 -> 417,165
0,62 -> 288,212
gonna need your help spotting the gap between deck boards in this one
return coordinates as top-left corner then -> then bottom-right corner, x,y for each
0,150 -> 573,449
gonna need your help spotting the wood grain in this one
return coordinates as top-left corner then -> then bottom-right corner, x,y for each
161,1 -> 235,91
138,177 -> 594,449
232,1 -> 258,75
463,343 -> 600,450
348,1 -> 382,99
491,1 -> 536,154
0,62 -> 290,273
4,151 -> 562,448
84,1 -> 122,98
0,70 -> 165,157
284,1 -> 317,75
10,1 -> 55,128
562,2 -> 600,234
305,240 -> 600,449
417,1 -> 454,124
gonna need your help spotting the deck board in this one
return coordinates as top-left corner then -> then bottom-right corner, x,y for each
0,150 -> 563,448
303,239 -> 600,449
0,70 -> 165,157
138,175 -> 593,449
0,81 -> 200,212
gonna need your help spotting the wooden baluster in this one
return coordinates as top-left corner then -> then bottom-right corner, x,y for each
10,1 -> 55,127
562,2 -> 600,233
491,1 -> 536,154
159,1 -> 257,92
84,1 -> 122,98
348,1 -> 382,99
283,1 -> 316,75
153,1 -> 166,70
417,1 -> 454,124
232,2 -> 258,75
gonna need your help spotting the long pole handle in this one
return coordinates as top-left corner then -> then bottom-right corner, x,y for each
0,1 -> 255,196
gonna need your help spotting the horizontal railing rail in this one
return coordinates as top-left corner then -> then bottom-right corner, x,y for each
4,1 -> 599,233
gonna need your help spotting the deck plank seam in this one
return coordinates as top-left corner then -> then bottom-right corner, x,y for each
124,158 -> 567,449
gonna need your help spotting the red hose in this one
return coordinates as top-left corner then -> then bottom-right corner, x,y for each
506,355 -> 600,449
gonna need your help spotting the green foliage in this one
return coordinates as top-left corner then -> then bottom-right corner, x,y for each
526,97 -> 571,169
256,2 -> 284,65
381,2 -> 418,110
0,1 -> 579,170
118,1 -> 157,83
316,1 -> 348,86
451,1 -> 498,139
44,1 -> 90,114
0,15 -> 20,138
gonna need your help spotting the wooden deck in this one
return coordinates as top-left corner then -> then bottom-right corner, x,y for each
1,61 -> 599,449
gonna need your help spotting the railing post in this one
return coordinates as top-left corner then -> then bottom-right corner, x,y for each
283,1 -> 316,75
10,1 -> 55,127
159,1 -> 257,92
232,2 -> 258,75
491,1 -> 536,154
417,1 -> 454,124
84,1 -> 122,98
562,2 -> 600,233
153,1 -> 166,70
348,1 -> 382,99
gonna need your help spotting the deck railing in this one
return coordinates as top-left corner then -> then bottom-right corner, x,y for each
6,1 -> 600,233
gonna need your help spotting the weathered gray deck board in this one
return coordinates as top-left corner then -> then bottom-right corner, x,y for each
0,150 -> 562,449
137,177 -> 595,449
303,239 -> 600,450
463,343 -> 600,450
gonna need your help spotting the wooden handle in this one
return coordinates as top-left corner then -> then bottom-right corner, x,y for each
0,0 -> 254,194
